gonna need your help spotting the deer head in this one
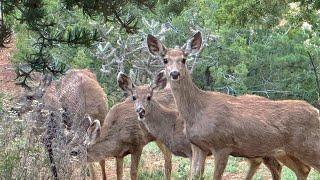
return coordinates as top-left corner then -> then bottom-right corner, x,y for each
58,114 -> 101,178
64,114 -> 101,158
117,71 -> 167,120
147,32 -> 202,81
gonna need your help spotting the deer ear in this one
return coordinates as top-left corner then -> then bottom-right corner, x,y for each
117,72 -> 134,93
86,120 -> 101,145
152,70 -> 167,90
147,34 -> 167,57
182,32 -> 202,55
80,114 -> 92,131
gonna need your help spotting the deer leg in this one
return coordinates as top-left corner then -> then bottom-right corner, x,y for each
99,160 -> 107,180
116,157 -> 124,180
190,145 -> 198,180
190,144 -> 206,179
276,154 -> 310,180
245,158 -> 263,180
262,156 -> 282,180
199,150 -> 207,177
88,163 -> 97,180
130,150 -> 142,180
212,149 -> 230,180
189,157 -> 193,180
156,141 -> 172,180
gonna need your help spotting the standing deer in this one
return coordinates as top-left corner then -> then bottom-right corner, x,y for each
147,32 -> 319,180
117,72 -> 311,180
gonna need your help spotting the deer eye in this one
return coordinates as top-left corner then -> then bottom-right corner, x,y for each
132,96 -> 137,101
147,95 -> 151,101
182,58 -> 186,64
163,58 -> 168,64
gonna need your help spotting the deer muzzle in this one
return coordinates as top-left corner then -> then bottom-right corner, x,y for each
136,107 -> 145,120
170,71 -> 180,80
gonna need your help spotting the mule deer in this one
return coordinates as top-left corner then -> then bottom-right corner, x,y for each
15,69 -> 110,179
147,32 -> 318,180
117,72 -> 311,180
17,69 -> 172,179
66,95 -> 173,180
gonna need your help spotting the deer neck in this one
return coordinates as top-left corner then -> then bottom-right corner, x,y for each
169,71 -> 205,123
87,133 -> 117,162
144,100 -> 178,145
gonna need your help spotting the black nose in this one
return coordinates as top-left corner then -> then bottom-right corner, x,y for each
70,150 -> 79,156
136,108 -> 145,118
170,71 -> 180,80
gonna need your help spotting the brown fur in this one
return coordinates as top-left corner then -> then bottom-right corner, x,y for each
86,98 -> 172,180
147,33 -> 315,180
57,69 -> 108,125
171,72 -> 317,179
52,69 -> 109,179
54,70 -> 171,180
119,78 -> 309,179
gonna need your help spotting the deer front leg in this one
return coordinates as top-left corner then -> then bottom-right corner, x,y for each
245,158 -> 262,180
88,163 -> 97,180
190,144 -> 206,179
130,150 -> 142,180
212,149 -> 231,180
99,160 -> 107,180
156,141 -> 172,180
116,157 -> 124,180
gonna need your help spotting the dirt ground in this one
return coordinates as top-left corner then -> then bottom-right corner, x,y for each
0,38 -> 23,98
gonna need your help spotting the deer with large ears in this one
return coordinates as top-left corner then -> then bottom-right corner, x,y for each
147,32 -> 318,179
117,71 -> 207,179
54,70 -> 172,180
117,72 -> 311,180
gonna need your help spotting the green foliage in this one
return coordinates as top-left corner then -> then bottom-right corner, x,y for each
225,157 -> 241,173
4,0 -> 320,105
214,0 -> 288,28
0,152 -> 20,179
174,157 -> 189,179
138,169 -> 165,180
309,169 -> 320,180
281,167 -> 296,180
71,49 -> 93,68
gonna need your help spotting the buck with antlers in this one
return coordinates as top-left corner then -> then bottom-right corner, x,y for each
117,72 -> 312,180
146,32 -> 319,180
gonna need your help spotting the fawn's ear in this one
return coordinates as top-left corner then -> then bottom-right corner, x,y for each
182,32 -> 202,55
117,72 -> 135,93
86,119 -> 101,145
80,114 -> 92,131
152,70 -> 167,90
147,34 -> 167,57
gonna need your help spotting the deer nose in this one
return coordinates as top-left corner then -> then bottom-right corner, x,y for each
136,107 -> 145,119
170,71 -> 180,80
